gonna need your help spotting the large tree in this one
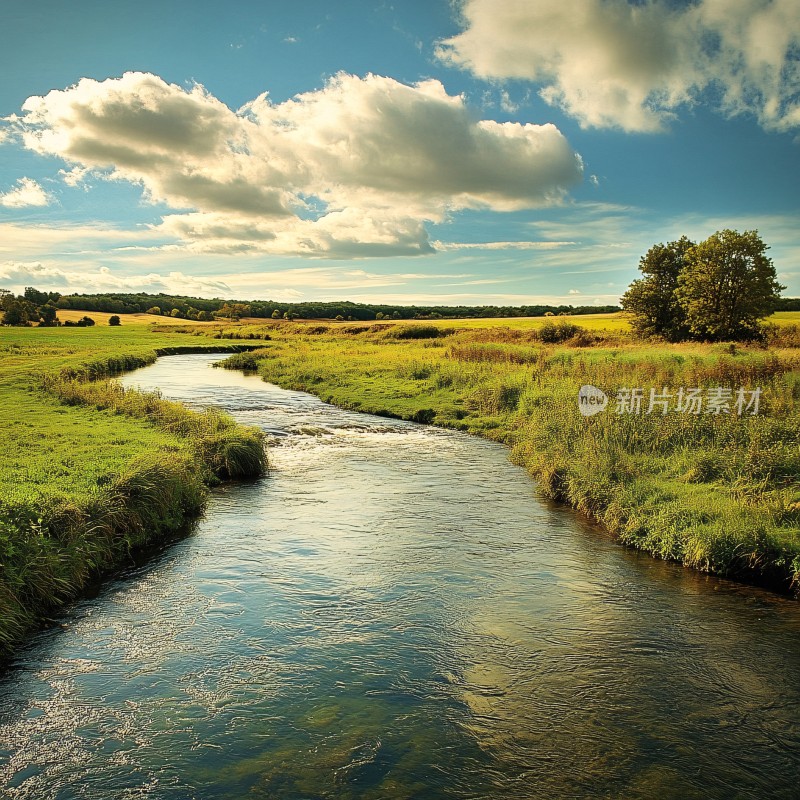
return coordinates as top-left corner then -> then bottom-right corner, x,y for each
621,236 -> 694,340
675,229 -> 783,341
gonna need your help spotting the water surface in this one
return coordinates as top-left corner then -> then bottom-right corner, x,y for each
1,354 -> 799,799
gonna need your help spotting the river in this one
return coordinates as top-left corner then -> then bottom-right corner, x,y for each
1,354 -> 799,799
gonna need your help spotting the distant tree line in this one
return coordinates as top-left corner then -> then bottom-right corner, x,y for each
37,292 -> 624,321
0,288 -> 109,327
621,229 -> 784,342
0,287 -> 61,326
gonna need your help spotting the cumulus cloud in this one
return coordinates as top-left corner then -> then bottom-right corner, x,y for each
21,73 -> 290,215
157,208 -> 434,257
15,71 -> 583,257
0,177 -> 52,208
0,260 -> 232,295
437,0 -> 800,132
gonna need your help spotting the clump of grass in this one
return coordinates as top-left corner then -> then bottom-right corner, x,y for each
214,329 -> 273,340
765,323 -> 800,348
684,453 -> 724,483
194,428 -> 268,479
216,348 -> 271,372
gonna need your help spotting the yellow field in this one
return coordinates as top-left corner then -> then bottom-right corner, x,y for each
3,308 -> 798,331
336,310 -> 799,332
768,311 -> 800,325
414,312 -> 634,331
54,309 -> 215,326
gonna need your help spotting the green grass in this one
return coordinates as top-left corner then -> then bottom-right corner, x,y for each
215,324 -> 800,592
0,326 -> 266,656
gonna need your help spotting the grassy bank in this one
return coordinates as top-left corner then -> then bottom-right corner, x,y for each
214,321 -> 800,593
0,326 -> 266,657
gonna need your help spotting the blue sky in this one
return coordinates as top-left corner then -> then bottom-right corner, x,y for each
1,0 -> 798,305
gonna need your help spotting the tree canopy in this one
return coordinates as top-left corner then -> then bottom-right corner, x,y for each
622,230 -> 783,341
621,236 -> 694,341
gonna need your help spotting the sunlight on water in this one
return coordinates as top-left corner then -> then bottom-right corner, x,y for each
1,355 -> 799,798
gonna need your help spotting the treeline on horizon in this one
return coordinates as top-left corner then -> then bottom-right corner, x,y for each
44,291 -> 624,320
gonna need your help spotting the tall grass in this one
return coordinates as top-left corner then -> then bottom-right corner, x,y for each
0,453 -> 205,651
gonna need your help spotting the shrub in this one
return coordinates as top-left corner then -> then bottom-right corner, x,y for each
385,325 -> 455,340
538,320 -> 584,343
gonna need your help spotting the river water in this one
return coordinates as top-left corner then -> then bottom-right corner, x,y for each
1,354 -> 799,799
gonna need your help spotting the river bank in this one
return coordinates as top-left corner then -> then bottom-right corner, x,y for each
210,320 -> 800,593
0,327 -> 266,658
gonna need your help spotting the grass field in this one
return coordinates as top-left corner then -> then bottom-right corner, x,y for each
0,325 -> 265,656
7,308 -> 799,332
330,310 -> 800,331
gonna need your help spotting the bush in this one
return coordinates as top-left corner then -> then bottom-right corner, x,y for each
109,315 -> 121,326
62,316 -> 96,327
538,320 -> 584,343
385,325 -> 455,340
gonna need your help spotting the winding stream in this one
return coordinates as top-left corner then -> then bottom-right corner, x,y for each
1,354 -> 799,799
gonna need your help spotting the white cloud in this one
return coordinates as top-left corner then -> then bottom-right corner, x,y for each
437,0 -> 800,133
432,240 -> 576,250
0,221 -> 165,259
499,90 -> 518,114
0,177 -> 52,208
16,71 -> 583,257
156,208 -> 434,257
58,166 -> 89,188
0,260 -> 231,295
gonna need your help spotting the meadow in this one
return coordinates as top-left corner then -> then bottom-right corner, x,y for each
0,325 -> 265,656
212,316 -> 800,592
2,311 -> 799,656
